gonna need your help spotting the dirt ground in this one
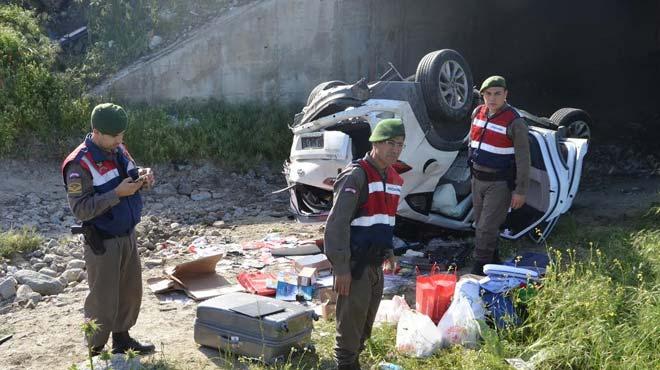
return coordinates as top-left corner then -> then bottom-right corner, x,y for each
0,160 -> 657,370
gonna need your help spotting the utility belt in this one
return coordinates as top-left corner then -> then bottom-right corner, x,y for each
350,243 -> 390,279
71,224 -> 131,255
469,164 -> 516,191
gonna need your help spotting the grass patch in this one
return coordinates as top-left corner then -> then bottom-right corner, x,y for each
123,100 -> 294,168
0,227 -> 42,258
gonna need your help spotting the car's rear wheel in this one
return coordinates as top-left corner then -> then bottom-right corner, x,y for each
306,80 -> 347,106
416,49 -> 474,122
549,108 -> 592,142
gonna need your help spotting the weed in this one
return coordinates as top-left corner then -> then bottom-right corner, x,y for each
0,227 -> 42,258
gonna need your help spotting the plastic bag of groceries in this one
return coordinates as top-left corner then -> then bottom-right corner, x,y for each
437,297 -> 481,348
396,310 -> 443,357
375,295 -> 410,325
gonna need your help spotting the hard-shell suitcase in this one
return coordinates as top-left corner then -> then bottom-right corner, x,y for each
194,292 -> 317,363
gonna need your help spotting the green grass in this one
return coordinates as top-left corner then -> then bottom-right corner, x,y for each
118,205 -> 659,370
0,227 -> 42,258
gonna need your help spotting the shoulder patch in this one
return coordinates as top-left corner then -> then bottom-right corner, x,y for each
67,178 -> 82,195
343,187 -> 357,194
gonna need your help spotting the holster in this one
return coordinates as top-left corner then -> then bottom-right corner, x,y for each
71,224 -> 106,255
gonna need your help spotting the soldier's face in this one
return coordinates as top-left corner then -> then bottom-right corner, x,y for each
372,136 -> 405,167
93,129 -> 125,151
482,87 -> 508,113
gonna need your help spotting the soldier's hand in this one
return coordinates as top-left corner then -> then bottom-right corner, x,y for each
383,255 -> 398,274
511,193 -> 526,209
138,167 -> 156,190
114,177 -> 144,197
334,273 -> 351,296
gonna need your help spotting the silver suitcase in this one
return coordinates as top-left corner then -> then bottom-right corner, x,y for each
194,292 -> 316,363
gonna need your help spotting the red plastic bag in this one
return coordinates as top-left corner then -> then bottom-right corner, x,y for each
415,264 -> 457,323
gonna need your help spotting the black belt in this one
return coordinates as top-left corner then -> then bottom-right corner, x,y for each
470,167 -> 512,182
96,229 -> 131,240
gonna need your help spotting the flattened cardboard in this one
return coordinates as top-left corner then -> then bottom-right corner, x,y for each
147,254 -> 229,301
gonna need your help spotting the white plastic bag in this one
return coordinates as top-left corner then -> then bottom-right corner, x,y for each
454,277 -> 486,320
375,295 -> 410,325
437,297 -> 481,348
395,310 -> 443,357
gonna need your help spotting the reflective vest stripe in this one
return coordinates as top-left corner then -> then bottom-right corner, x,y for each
471,118 -> 508,135
80,156 -> 121,187
351,214 -> 396,227
469,140 -> 515,155
367,181 -> 402,195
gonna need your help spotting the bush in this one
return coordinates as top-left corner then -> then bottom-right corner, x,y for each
0,227 -> 42,258
0,4 -> 90,155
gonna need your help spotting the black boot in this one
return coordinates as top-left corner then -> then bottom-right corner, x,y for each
90,345 -> 104,357
112,332 -> 155,354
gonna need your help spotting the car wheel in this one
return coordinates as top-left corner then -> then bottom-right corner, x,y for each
549,108 -> 592,142
415,49 -> 474,122
306,80 -> 347,106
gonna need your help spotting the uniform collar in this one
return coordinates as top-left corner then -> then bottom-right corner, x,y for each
85,134 -> 116,163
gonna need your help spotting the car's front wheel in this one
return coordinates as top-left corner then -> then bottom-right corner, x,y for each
415,49 -> 474,122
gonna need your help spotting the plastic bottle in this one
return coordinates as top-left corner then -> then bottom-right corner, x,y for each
378,362 -> 403,370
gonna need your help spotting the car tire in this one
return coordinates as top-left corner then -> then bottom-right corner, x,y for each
306,80 -> 347,106
549,108 -> 592,141
415,49 -> 474,122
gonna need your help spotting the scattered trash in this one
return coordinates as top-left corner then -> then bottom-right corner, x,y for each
237,272 -> 277,296
378,362 -> 404,370
383,274 -> 415,295
0,334 -> 12,346
147,254 -> 229,300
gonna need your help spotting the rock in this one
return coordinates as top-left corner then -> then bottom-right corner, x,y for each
25,292 -> 42,308
15,284 -> 34,302
154,183 -> 177,195
0,277 -> 17,299
177,183 -> 193,196
38,268 -> 58,277
32,262 -> 47,271
212,220 -> 226,228
170,222 -> 180,229
143,241 -> 156,251
29,257 -> 42,265
43,253 -> 57,263
31,249 -> 44,258
14,269 -> 64,296
191,190 -> 212,201
144,258 -> 163,268
66,259 -> 86,270
149,35 -> 163,49
61,268 -> 83,284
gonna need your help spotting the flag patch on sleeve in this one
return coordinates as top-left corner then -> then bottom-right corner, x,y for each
343,187 -> 357,194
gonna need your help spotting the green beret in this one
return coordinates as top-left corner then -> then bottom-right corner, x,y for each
369,118 -> 405,142
480,75 -> 507,92
91,103 -> 128,135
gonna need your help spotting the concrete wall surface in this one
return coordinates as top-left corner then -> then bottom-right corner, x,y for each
93,0 -> 660,142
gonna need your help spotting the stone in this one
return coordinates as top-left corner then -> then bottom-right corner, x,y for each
177,183 -> 193,196
32,263 -> 47,271
154,182 -> 177,195
144,258 -> 163,268
66,259 -> 86,270
43,253 -> 57,263
149,35 -> 163,49
61,268 -> 84,284
38,268 -> 58,277
0,277 -> 17,299
14,269 -> 64,296
191,190 -> 212,201
15,284 -> 34,302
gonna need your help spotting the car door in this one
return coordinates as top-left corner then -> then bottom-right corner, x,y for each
500,127 -> 565,241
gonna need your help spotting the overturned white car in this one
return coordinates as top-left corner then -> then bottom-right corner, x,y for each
284,49 -> 591,242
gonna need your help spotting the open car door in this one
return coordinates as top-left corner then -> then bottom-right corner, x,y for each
500,127 -> 588,242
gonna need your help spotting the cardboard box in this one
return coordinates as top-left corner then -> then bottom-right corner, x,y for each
147,254 -> 230,300
294,254 -> 332,273
297,267 -> 317,286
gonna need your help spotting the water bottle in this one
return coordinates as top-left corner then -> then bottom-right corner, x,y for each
378,362 -> 403,370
